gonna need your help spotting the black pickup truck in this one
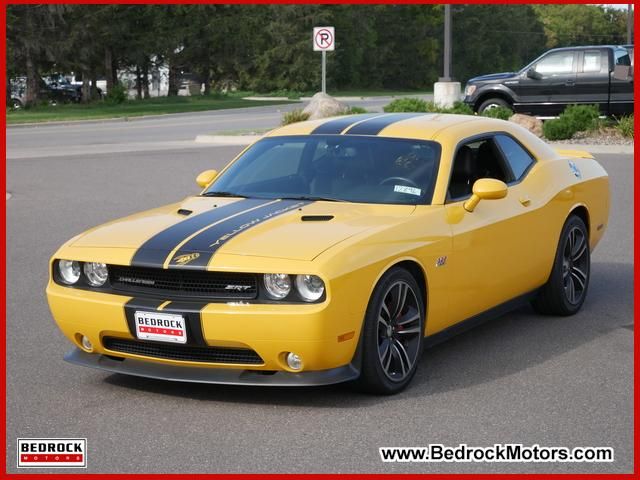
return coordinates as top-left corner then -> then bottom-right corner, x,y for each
463,45 -> 633,117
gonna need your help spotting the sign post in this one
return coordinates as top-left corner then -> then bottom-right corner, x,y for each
313,27 -> 335,94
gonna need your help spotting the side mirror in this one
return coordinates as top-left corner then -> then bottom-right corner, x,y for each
196,169 -> 218,188
526,68 -> 542,80
464,178 -> 508,212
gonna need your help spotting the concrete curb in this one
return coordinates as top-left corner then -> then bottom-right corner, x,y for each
242,94 -> 433,102
242,96 -> 291,101
551,143 -> 634,154
194,135 -> 262,146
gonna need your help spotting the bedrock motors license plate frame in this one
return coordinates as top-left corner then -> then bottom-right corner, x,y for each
134,311 -> 187,344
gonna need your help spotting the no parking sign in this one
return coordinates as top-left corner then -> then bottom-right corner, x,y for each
313,27 -> 335,93
313,27 -> 335,51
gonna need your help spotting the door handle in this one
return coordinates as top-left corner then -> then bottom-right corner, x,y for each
565,79 -> 575,86
519,196 -> 531,207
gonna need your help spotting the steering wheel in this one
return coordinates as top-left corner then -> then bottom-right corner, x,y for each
379,176 -> 420,189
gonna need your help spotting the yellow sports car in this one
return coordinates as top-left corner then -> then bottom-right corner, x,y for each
46,113 -> 609,394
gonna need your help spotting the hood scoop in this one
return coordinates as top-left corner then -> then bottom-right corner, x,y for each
301,215 -> 334,222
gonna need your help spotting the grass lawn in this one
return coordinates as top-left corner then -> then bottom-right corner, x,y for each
6,95 -> 296,125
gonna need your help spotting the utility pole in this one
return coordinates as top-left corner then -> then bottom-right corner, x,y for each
442,4 -> 452,81
627,4 -> 633,45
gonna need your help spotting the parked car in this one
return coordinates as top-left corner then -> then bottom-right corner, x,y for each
10,74 -> 103,107
47,113 -> 609,394
464,45 -> 633,117
42,75 -> 83,104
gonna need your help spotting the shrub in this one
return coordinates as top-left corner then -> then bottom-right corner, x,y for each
383,97 -> 429,113
449,101 -> 474,115
104,84 -> 127,105
543,118 -> 575,140
542,104 -> 601,140
561,104 -> 600,132
383,98 -> 475,115
481,106 -> 512,120
281,109 -> 310,125
616,114 -> 634,138
343,106 -> 367,114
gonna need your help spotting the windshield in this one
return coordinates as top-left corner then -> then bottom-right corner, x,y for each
205,135 -> 441,205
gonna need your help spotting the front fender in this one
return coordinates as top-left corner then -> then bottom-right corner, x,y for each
470,84 -> 517,109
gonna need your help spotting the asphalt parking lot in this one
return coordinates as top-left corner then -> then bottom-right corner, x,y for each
6,114 -> 633,473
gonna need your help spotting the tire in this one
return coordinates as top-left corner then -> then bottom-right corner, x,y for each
532,215 -> 590,316
355,267 -> 425,395
478,97 -> 510,114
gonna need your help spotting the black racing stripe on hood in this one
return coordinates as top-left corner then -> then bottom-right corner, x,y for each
310,114 -> 381,135
168,199 -> 312,270
344,113 -> 428,135
130,198 -> 271,268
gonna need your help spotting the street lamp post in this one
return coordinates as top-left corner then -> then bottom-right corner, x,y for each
628,4 -> 633,45
442,4 -> 452,82
434,4 -> 461,108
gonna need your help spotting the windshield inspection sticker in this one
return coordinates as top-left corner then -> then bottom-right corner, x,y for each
394,185 -> 422,196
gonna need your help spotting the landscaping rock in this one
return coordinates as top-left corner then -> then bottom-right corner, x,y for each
509,113 -> 543,137
302,92 -> 347,120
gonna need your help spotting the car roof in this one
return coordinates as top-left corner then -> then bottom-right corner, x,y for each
266,113 -> 558,161
547,45 -> 618,52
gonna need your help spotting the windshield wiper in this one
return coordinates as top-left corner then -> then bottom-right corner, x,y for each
201,191 -> 248,198
278,195 -> 345,202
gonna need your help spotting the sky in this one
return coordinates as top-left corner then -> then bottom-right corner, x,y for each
597,4 -> 631,10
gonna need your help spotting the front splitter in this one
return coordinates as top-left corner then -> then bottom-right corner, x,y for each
64,348 -> 360,387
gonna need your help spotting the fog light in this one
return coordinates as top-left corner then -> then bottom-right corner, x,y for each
81,335 -> 93,352
286,352 -> 303,371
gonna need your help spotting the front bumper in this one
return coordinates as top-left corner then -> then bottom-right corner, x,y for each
47,281 -> 366,377
65,348 -> 360,386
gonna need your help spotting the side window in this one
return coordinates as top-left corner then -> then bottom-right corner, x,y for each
615,48 -> 632,67
494,135 -> 534,181
583,50 -> 602,73
535,51 -> 575,75
448,138 -> 511,200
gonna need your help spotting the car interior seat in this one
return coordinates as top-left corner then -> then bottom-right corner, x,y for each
477,141 -> 506,181
449,145 -> 476,199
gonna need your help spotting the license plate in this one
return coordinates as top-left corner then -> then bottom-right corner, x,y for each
134,311 -> 187,344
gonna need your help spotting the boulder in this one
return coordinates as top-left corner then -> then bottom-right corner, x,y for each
509,113 -> 543,138
302,92 -> 347,120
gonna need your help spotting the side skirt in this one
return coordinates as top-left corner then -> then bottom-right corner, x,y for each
424,290 -> 538,349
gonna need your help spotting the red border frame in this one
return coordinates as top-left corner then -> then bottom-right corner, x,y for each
2,1 -> 637,478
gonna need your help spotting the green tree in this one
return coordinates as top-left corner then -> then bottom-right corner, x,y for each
452,5 -> 547,83
534,4 -> 628,48
7,5 -> 66,106
248,5 -> 332,92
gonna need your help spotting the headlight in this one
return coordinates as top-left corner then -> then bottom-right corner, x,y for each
83,262 -> 109,287
263,273 -> 292,300
295,275 -> 325,302
465,84 -> 476,96
58,260 -> 81,285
